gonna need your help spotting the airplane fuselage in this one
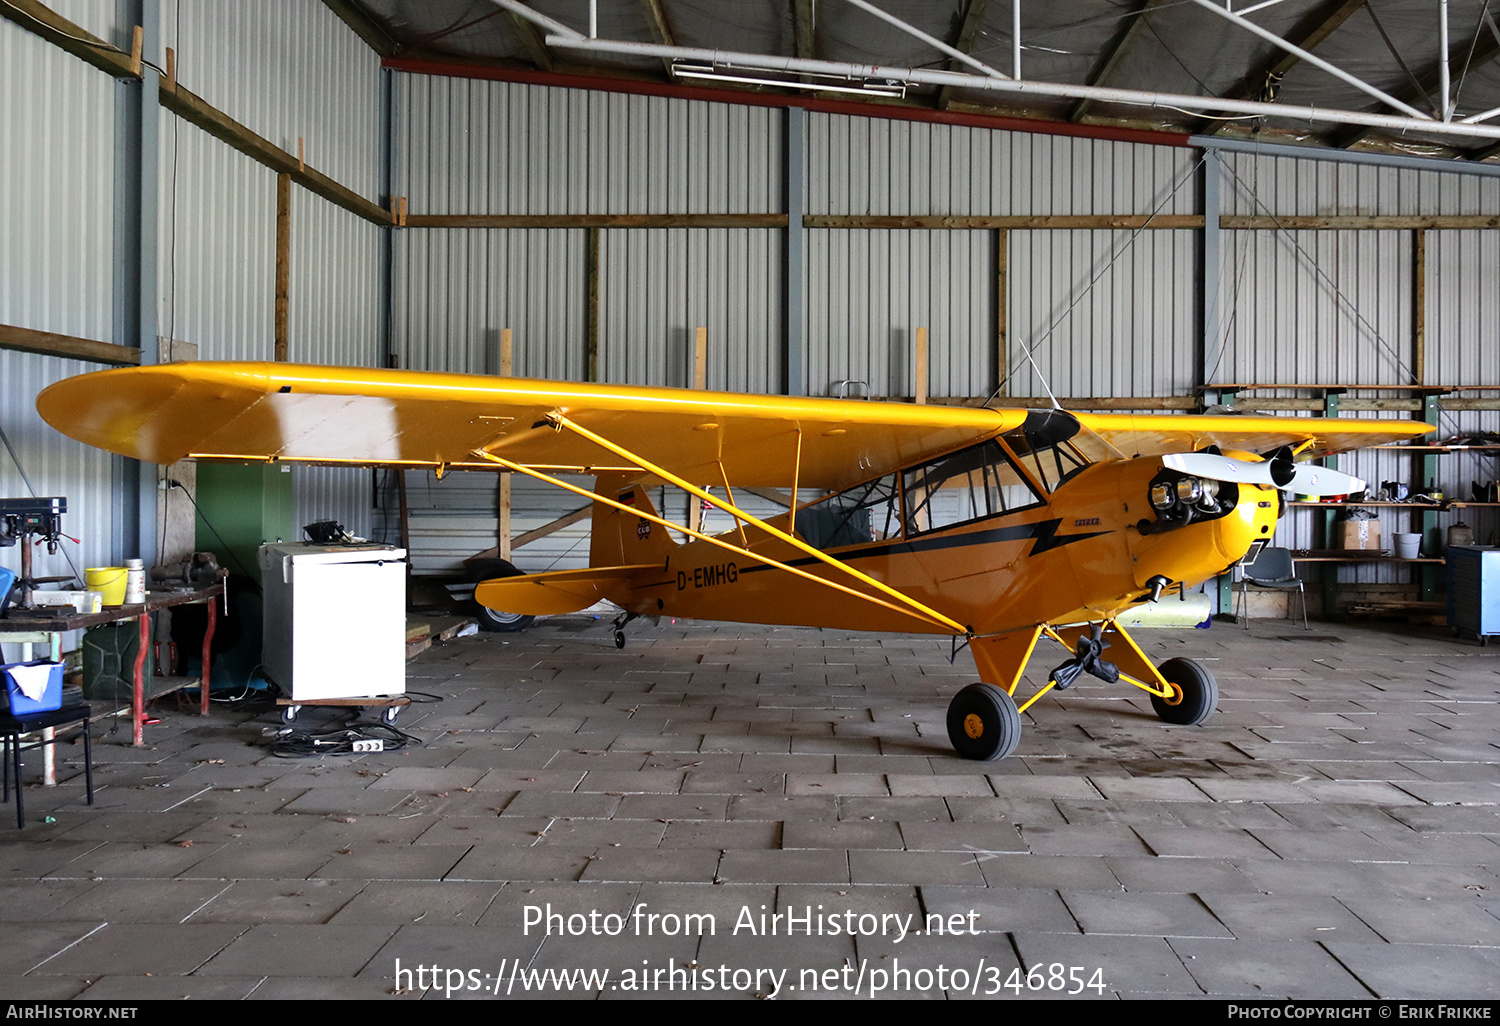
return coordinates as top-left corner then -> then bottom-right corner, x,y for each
615,455 -> 1279,637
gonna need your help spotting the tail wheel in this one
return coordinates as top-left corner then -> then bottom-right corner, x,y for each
467,559 -> 535,634
946,683 -> 1022,761
1151,657 -> 1218,725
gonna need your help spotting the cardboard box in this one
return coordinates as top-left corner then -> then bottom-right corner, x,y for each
1339,520 -> 1382,551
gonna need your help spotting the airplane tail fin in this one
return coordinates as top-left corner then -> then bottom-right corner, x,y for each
589,473 -> 679,568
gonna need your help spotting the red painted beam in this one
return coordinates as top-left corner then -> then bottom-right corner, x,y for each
382,56 -> 1195,149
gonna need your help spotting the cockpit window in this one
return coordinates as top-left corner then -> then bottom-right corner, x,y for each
902,440 -> 1044,536
999,411 -> 1091,492
794,473 -> 901,551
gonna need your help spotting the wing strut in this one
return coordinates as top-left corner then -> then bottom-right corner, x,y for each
469,450 -> 962,633
535,413 -> 970,635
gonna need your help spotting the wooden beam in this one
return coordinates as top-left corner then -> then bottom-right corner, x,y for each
1200,0 -> 1367,136
792,0 -> 816,60
1333,15 -> 1500,149
637,0 -> 678,80
407,213 -> 788,229
1222,214 -> 1500,229
805,214 -> 1204,229
914,326 -> 928,405
1412,228 -> 1426,384
507,11 -> 553,73
464,505 -> 593,564
0,323 -> 141,365
585,227 -> 601,381
318,0 -> 401,57
688,327 -> 708,535
275,173 -> 291,362
934,0 -> 991,111
996,229 -> 1008,397
499,327 -> 513,561
0,0 -> 134,78
1070,0 -> 1161,123
162,82 -> 393,226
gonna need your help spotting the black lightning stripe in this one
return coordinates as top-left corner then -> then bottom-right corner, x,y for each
736,518 -> 1110,575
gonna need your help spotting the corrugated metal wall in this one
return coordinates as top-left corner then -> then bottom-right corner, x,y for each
0,15 -> 121,614
2,1 -> 382,605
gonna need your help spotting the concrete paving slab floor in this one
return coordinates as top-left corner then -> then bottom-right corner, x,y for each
2,615 -> 1499,1000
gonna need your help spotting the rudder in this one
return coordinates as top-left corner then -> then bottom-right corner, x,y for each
588,473 -> 678,568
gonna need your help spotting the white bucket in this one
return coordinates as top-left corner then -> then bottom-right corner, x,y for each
1394,533 -> 1421,559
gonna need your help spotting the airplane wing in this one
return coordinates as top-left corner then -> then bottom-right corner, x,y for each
1075,411 -> 1432,462
37,362 -> 1433,493
36,361 -> 1025,493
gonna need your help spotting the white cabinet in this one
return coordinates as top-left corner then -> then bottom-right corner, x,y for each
259,543 -> 407,701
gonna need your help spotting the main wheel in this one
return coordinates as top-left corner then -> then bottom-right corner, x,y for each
1150,657 -> 1218,725
467,559 -> 535,634
946,683 -> 1022,761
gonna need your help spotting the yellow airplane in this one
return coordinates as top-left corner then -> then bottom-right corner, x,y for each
37,362 -> 1431,760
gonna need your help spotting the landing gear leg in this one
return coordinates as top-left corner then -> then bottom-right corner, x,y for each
612,611 -> 638,649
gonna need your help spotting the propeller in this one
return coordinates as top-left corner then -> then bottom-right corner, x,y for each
1161,451 -> 1365,497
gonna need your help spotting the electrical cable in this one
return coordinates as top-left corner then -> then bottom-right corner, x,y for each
269,722 -> 423,758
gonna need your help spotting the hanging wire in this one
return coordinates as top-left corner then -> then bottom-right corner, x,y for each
985,151 -> 1207,405
1217,156 -> 1421,389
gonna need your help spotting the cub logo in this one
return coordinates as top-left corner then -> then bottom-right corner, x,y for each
637,518 -> 651,540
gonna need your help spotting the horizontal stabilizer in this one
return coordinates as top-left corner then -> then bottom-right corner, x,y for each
473,565 -> 652,616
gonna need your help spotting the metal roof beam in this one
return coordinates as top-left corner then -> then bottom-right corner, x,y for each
1070,0 -> 1161,123
1199,0 -> 1367,136
936,0 -> 993,110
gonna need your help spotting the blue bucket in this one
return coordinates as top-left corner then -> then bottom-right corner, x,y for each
0,566 -> 13,616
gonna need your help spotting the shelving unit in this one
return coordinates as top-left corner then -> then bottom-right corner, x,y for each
1204,382 -> 1499,619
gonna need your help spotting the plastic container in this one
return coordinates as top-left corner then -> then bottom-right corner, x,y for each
0,566 -> 14,615
2,660 -> 64,715
1394,533 -> 1422,559
124,558 -> 145,604
85,567 -> 128,606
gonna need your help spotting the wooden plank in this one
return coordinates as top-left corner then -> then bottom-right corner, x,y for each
924,395 -> 1200,410
688,327 -> 707,535
0,0 -> 134,78
1223,214 -> 1500,230
0,323 -> 141,365
1205,382 -> 1451,392
464,505 -> 593,564
995,229 -> 1008,398
499,328 -> 513,561
1412,228 -> 1426,382
637,0 -> 678,80
318,0 -> 401,56
407,213 -> 788,228
161,82 -> 392,226
585,228 -> 600,382
935,0 -> 992,110
806,214 -> 1205,230
914,327 -> 928,405
275,173 -> 291,362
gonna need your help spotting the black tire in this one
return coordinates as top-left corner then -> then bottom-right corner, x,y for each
946,683 -> 1022,761
467,559 -> 535,634
614,630 -> 626,649
1151,657 -> 1218,725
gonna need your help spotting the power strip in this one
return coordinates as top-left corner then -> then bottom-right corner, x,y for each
351,739 -> 385,752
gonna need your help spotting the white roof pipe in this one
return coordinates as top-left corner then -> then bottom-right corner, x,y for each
490,0 -> 584,40
1187,0 -> 1430,122
841,0 -> 1010,80
546,35 -> 1500,141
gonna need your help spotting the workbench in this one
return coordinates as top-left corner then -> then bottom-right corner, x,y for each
0,583 -> 224,747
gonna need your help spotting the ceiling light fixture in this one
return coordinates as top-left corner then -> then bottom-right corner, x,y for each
671,61 -> 907,99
